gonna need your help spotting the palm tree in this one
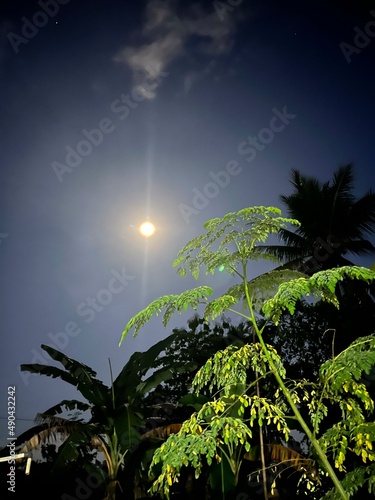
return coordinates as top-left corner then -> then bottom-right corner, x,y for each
18,332 -> 187,500
258,164 -> 375,274
257,164 -> 375,352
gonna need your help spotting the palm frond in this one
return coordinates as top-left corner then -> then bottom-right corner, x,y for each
39,399 -> 91,417
331,164 -> 355,199
17,415 -> 82,453
347,190 -> 375,238
141,423 -> 183,441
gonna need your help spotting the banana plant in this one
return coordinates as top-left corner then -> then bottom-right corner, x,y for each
19,331 -> 189,500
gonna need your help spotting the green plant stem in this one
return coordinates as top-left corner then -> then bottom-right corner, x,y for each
253,325 -> 269,500
256,332 -> 347,499
242,262 -> 348,500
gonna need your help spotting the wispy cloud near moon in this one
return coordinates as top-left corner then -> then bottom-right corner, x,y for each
113,0 -> 242,98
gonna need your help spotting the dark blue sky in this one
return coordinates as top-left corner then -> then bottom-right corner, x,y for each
0,0 -> 374,444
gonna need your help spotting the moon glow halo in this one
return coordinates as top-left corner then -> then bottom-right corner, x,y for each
139,221 -> 155,237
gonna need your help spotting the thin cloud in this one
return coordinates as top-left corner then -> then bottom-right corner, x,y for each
113,0 -> 241,97
183,3 -> 236,55
115,31 -> 184,77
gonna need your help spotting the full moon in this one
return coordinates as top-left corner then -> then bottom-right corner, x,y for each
139,221 -> 155,237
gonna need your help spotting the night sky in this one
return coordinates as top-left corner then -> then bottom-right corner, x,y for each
1,0 -> 374,445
